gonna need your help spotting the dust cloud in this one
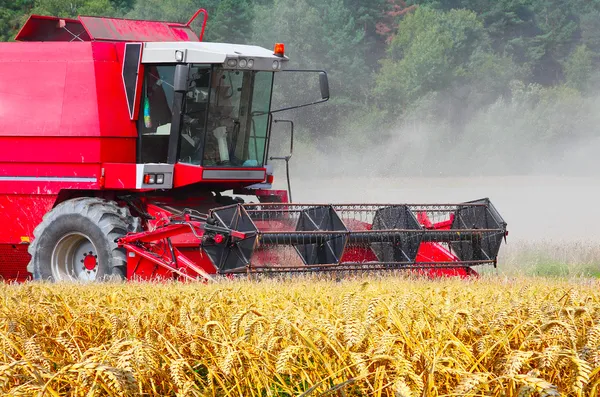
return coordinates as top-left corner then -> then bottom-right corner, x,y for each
268,96 -> 600,246
284,175 -> 600,244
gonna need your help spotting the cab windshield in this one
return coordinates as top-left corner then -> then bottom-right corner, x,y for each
138,65 -> 274,167
179,66 -> 273,166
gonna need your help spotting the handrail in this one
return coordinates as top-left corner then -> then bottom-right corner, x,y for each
186,8 -> 208,41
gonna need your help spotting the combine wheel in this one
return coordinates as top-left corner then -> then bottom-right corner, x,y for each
27,198 -> 141,282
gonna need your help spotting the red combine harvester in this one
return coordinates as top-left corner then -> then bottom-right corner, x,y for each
0,10 -> 507,283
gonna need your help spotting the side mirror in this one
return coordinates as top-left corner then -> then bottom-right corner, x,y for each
174,64 -> 190,92
269,69 -> 330,114
319,72 -> 330,100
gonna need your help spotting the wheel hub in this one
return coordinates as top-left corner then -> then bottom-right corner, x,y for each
51,233 -> 100,282
82,252 -> 97,271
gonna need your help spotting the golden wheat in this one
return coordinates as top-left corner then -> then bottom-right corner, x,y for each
0,275 -> 599,396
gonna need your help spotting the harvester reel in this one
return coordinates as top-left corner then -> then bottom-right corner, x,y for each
371,205 -> 423,264
450,198 -> 506,263
293,206 -> 348,265
203,205 -> 258,273
199,199 -> 508,275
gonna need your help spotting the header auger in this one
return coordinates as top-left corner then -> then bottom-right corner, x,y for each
0,9 -> 507,283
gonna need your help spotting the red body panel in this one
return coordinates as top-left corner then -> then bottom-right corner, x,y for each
174,163 -> 266,188
15,15 -> 90,42
0,37 -> 138,280
0,138 -> 135,165
102,164 -> 137,190
0,42 -> 135,138
0,195 -> 56,244
15,14 -> 200,43
80,16 -> 199,42
0,245 -> 31,282
0,195 -> 57,280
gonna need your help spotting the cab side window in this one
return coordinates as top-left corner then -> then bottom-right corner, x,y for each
138,65 -> 175,163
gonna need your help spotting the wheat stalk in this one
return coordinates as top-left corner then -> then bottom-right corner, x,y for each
0,276 -> 598,395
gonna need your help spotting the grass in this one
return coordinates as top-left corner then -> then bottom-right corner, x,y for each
486,239 -> 600,278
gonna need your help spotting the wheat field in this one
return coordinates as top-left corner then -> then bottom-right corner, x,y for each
1,276 -> 600,396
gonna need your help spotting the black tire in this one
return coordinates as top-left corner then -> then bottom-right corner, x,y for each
27,198 -> 141,282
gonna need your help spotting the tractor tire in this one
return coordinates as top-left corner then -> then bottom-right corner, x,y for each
27,197 -> 141,282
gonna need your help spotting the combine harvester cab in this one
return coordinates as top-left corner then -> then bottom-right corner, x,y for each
0,10 -> 507,283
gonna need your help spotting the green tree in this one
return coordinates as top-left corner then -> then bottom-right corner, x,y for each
578,9 -> 600,54
31,0 -> 116,18
128,0 -> 254,43
110,0 -> 135,13
0,0 -> 34,41
527,0 -> 579,85
208,0 -> 254,43
372,6 -> 489,114
564,44 -> 594,92
411,0 -> 595,86
344,0 -> 389,69
252,0 -> 372,135
127,0 -> 207,25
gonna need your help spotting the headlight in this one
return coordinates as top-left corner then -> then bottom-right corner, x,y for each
247,59 -> 254,68
226,59 -> 237,67
239,59 -> 247,68
272,60 -> 279,69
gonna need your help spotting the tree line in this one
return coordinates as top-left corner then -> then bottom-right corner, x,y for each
3,0 -> 600,176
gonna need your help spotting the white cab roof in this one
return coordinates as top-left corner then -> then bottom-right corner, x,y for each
141,41 -> 289,65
